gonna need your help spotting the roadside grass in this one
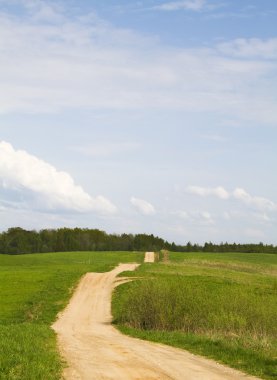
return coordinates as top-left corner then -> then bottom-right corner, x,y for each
0,251 -> 143,380
112,252 -> 277,380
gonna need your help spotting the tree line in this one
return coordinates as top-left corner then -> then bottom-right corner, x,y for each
0,227 -> 276,255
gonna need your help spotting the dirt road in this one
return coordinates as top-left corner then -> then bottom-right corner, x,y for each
52,256 -> 259,380
144,251 -> 155,263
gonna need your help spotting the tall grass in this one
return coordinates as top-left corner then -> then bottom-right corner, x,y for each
115,275 -> 276,337
113,252 -> 277,379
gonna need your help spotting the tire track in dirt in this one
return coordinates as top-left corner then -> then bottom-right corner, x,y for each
52,253 -> 260,380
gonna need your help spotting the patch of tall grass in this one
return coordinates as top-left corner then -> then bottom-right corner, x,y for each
113,252 -> 277,379
115,275 -> 276,337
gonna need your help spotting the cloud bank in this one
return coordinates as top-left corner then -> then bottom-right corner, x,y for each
0,141 -> 116,214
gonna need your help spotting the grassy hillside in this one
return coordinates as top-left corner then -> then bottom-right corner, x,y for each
0,251 -> 143,380
113,252 -> 277,380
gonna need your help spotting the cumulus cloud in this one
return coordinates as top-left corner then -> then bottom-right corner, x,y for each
0,141 -> 116,214
233,188 -> 277,212
130,197 -> 156,215
187,185 -> 230,199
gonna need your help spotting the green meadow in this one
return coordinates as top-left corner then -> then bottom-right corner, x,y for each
0,251 -> 143,380
113,252 -> 277,380
1,250 -> 276,380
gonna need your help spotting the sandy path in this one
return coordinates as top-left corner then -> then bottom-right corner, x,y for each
52,256 -> 260,380
144,251 -> 155,263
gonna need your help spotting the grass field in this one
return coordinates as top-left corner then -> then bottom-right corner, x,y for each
1,250 -> 276,380
0,251 -> 143,380
113,251 -> 277,380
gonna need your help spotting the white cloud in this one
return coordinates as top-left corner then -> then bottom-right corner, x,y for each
187,185 -> 230,199
0,5 -> 276,124
0,141 -> 116,214
130,197 -> 156,215
187,185 -> 277,213
154,0 -> 206,11
233,188 -> 277,212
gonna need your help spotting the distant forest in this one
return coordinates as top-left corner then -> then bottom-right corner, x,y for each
0,227 -> 276,255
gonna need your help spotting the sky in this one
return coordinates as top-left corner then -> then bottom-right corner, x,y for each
0,0 -> 277,244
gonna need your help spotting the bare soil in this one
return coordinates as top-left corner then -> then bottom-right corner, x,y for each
144,251 -> 155,263
52,254 -> 260,380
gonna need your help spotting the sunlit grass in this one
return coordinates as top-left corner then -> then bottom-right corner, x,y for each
0,251 -> 143,380
113,251 -> 277,380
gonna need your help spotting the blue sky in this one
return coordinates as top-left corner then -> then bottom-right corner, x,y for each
0,0 -> 276,244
